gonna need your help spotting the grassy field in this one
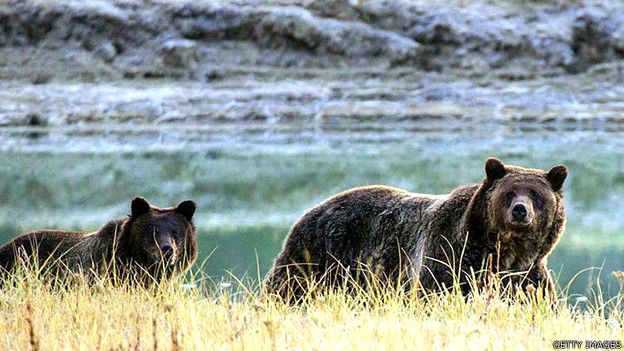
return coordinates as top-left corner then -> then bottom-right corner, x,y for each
0,269 -> 622,351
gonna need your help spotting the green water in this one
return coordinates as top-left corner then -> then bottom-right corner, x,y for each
1,129 -> 623,301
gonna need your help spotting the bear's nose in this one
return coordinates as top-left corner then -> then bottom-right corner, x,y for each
160,244 -> 175,258
511,204 -> 528,221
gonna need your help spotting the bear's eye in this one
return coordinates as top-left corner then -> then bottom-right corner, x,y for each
530,190 -> 544,209
506,191 -> 515,200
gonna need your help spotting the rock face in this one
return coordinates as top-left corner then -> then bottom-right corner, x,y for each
1,0 -> 623,81
253,7 -> 423,64
158,39 -> 199,68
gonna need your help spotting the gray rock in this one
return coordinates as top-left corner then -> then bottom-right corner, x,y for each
94,42 -> 117,63
612,27 -> 624,52
174,6 -> 254,40
158,39 -> 199,68
569,10 -> 618,72
3,0 -> 624,79
25,112 -> 47,126
254,7 -> 423,64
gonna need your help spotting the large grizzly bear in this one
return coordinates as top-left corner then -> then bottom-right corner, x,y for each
0,197 -> 197,284
266,158 -> 568,300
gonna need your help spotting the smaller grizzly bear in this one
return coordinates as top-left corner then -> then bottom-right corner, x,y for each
0,197 -> 197,284
266,158 -> 568,301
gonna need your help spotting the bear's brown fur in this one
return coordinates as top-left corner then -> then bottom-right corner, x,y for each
265,158 -> 568,301
0,197 -> 198,284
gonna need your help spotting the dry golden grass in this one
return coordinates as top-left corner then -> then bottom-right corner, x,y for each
0,266 -> 622,351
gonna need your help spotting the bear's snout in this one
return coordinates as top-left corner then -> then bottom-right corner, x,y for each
158,242 -> 178,266
508,197 -> 533,227
511,204 -> 527,222
160,243 -> 174,256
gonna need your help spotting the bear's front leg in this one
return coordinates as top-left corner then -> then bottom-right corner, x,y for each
520,263 -> 558,306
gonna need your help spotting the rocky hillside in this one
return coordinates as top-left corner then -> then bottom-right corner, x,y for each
1,0 -> 623,132
1,0 -> 624,82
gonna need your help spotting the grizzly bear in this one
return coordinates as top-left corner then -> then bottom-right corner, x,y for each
265,158 -> 567,301
0,197 -> 197,285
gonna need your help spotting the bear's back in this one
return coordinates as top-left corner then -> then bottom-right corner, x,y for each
0,219 -> 127,274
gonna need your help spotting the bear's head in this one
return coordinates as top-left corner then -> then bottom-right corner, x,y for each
120,197 -> 198,279
467,158 -> 568,264
484,158 -> 567,239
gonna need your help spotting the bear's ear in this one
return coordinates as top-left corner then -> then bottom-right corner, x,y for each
176,200 -> 196,221
547,165 -> 568,191
131,197 -> 151,217
485,157 -> 506,182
